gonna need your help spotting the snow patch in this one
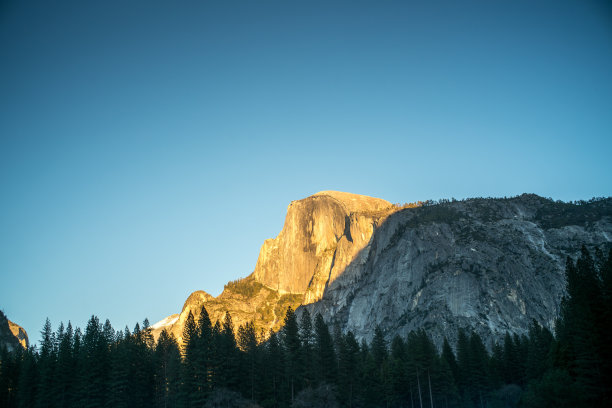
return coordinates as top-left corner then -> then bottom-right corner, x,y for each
151,314 -> 179,330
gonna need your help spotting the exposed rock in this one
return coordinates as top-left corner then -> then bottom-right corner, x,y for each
253,191 -> 393,299
0,311 -> 28,352
303,195 -> 612,347
153,192 -> 612,348
152,191 -> 393,341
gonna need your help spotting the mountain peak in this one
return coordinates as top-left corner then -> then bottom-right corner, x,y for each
308,191 -> 392,213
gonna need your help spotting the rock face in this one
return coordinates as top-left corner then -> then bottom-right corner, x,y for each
253,191 -> 393,302
152,191 -> 394,341
153,192 -> 612,348
303,195 -> 612,347
0,311 -> 28,352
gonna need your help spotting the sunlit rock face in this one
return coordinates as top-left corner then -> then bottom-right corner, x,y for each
153,192 -> 612,348
253,191 -> 393,300
152,191 -> 394,341
0,311 -> 28,352
303,195 -> 612,347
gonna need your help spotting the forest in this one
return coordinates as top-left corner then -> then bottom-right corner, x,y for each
1,246 -> 610,408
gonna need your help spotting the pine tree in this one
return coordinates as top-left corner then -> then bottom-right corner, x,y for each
79,315 -> 109,408
337,331 -> 360,408
237,321 -> 258,401
17,347 -> 38,408
55,322 -> 75,408
0,344 -> 21,408
388,335 -> 409,407
525,320 -> 553,382
314,313 -> 337,386
180,311 -> 198,407
194,306 -> 213,405
262,331 -> 284,408
154,330 -> 181,408
298,309 -> 315,388
441,337 -> 459,386
36,318 -> 56,408
282,307 -> 301,403
455,328 -> 472,404
469,331 -> 489,407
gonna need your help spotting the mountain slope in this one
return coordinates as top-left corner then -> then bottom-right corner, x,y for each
304,194 -> 612,346
152,191 -> 394,342
153,192 -> 612,347
0,311 -> 29,352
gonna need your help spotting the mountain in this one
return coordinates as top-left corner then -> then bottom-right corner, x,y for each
152,192 -> 612,347
151,191 -> 394,343
0,311 -> 29,352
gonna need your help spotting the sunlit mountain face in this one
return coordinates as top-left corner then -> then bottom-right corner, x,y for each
152,192 -> 612,348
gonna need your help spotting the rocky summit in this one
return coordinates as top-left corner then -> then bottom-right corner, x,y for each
152,192 -> 612,347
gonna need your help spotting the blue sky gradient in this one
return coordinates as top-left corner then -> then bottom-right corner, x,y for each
1,0 -> 611,345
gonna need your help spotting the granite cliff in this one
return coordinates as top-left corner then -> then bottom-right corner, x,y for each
0,311 -> 29,352
152,191 -> 393,343
152,192 -> 612,347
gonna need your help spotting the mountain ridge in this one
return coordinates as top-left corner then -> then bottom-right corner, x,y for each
152,192 -> 612,347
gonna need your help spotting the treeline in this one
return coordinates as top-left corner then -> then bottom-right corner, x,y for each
1,246 -> 610,408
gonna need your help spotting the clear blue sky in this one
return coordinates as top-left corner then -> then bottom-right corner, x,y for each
1,0 -> 611,346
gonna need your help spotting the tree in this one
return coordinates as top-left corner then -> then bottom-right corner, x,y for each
36,318 -> 56,408
298,309 -> 315,387
181,311 -> 199,406
282,307 -> 302,403
194,306 -> 213,405
313,314 -> 336,386
238,322 -> 258,402
337,331 -> 360,408
154,330 -> 181,408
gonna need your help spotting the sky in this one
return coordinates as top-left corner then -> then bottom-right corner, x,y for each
1,0 -> 611,346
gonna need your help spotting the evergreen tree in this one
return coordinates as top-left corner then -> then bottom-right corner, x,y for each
281,307 -> 302,403
261,331 -> 284,408
237,321 -> 258,402
455,328 -> 472,404
194,306 -> 213,405
154,330 -> 181,408
181,311 -> 198,407
17,347 -> 38,408
525,320 -> 553,382
337,331 -> 360,408
298,309 -> 315,387
0,345 -> 20,408
468,331 -> 489,407
55,322 -> 75,408
441,337 -> 459,386
314,313 -> 337,386
36,318 -> 56,408
388,335 -> 409,407
217,311 -> 239,391
79,315 -> 109,408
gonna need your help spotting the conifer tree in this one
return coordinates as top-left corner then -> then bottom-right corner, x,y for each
79,315 -> 109,408
314,313 -> 337,386
17,347 -> 38,408
194,306 -> 213,404
282,307 -> 301,402
262,331 -> 284,408
237,321 -> 258,401
55,322 -> 75,408
154,330 -> 181,408
180,311 -> 198,407
337,331 -> 360,408
36,318 -> 56,408
298,309 -> 315,387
